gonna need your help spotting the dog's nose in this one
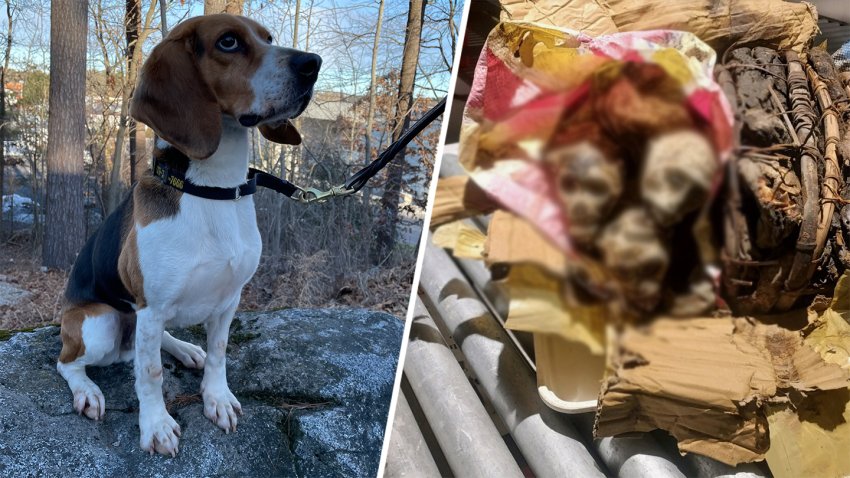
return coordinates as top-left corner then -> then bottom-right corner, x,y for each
291,53 -> 322,81
238,114 -> 261,127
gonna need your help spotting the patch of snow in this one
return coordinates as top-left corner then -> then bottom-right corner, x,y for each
1,194 -> 37,225
2,194 -> 32,210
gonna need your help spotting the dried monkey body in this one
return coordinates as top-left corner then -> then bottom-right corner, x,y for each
721,46 -> 850,315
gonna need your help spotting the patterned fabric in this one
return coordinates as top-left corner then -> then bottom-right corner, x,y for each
835,41 -> 850,73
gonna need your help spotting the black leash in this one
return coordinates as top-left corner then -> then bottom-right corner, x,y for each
343,96 -> 447,193
152,96 -> 447,203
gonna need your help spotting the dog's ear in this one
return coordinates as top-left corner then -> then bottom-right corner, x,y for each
130,27 -> 221,160
259,120 -> 302,145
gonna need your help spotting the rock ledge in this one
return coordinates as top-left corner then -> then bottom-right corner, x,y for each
0,308 -> 403,478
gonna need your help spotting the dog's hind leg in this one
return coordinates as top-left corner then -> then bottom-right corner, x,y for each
162,331 -> 206,369
56,303 -> 128,420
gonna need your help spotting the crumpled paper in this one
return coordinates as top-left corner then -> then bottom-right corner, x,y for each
594,275 -> 850,467
500,0 -> 818,54
595,310 -> 850,466
503,263 -> 606,354
765,273 -> 850,478
432,220 -> 487,259
439,23 -> 736,354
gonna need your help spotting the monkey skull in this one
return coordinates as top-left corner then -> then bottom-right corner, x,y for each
596,207 -> 670,312
549,141 -> 623,247
641,130 -> 717,227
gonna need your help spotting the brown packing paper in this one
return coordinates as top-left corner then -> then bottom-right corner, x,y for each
500,0 -> 818,53
765,274 -> 850,478
484,210 -> 567,276
595,315 -> 850,465
431,176 -> 497,228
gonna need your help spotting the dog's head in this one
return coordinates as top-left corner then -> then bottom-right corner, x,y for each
131,14 -> 321,159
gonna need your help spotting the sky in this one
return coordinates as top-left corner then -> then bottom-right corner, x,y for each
1,0 -> 462,98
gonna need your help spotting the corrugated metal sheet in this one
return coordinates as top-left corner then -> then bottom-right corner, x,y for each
816,15 -> 850,53
810,0 -> 850,24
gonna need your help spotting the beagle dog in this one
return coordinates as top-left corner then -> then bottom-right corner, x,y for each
56,14 -> 320,456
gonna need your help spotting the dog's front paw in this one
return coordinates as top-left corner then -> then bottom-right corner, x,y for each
139,409 -> 181,457
202,387 -> 242,433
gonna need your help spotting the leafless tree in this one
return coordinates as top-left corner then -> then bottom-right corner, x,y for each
160,0 -> 168,36
104,0 -> 158,213
289,0 -> 302,180
363,0 -> 384,165
204,0 -> 243,15
126,0 -> 141,184
373,0 -> 424,263
43,0 -> 88,268
0,0 -> 13,237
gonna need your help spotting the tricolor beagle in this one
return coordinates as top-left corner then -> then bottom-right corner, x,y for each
56,14 -> 321,456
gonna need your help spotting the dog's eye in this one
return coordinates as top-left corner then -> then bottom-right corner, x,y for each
216,34 -> 240,52
266,35 -> 273,44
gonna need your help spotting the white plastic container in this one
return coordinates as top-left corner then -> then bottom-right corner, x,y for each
534,333 -> 605,414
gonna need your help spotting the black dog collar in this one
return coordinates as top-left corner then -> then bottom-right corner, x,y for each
153,159 -> 259,200
153,158 -> 301,200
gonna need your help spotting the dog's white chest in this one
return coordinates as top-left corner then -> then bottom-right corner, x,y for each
136,195 -> 262,322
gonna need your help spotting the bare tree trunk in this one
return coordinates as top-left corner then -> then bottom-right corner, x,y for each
287,0 -> 302,182
204,0 -> 243,15
372,0 -> 424,264
147,0 -> 167,158
0,0 -> 11,238
106,104 -> 128,212
447,0 -> 457,66
160,0 -> 167,35
126,0 -> 140,184
43,0 -> 89,269
292,0 -> 300,48
364,0 -> 384,165
106,0 -> 157,212
304,0 -> 313,51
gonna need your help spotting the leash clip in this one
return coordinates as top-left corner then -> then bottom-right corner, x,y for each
293,184 -> 356,204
